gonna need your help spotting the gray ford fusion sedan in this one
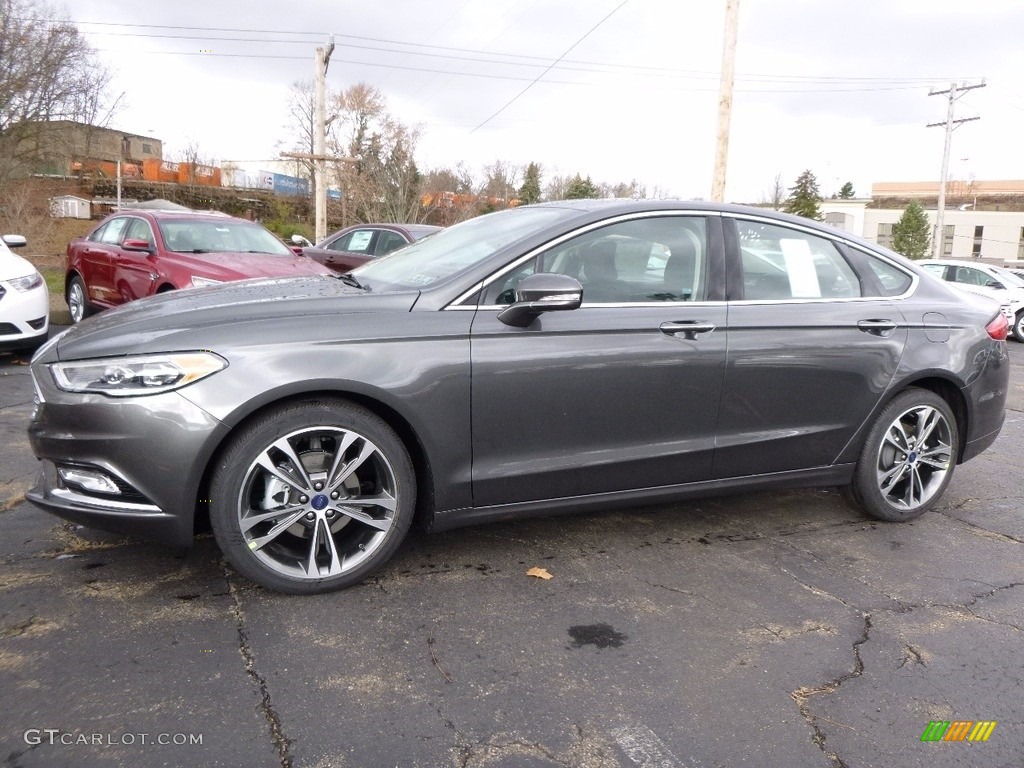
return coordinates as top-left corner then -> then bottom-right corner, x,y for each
27,201 -> 1010,594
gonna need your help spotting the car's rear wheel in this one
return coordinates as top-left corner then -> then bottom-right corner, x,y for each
210,399 -> 415,594
67,275 -> 92,324
846,388 -> 958,522
1013,310 -> 1024,342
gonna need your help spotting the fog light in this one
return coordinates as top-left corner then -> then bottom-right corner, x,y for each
58,467 -> 121,495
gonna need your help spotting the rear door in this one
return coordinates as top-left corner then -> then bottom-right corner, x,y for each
714,215 -> 908,478
468,213 -> 728,506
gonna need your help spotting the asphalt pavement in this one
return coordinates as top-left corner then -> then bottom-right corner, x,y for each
1,335 -> 1022,768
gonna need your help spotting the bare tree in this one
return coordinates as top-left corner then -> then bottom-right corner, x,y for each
479,160 -> 518,204
760,173 -> 786,210
0,0 -> 122,182
600,179 -> 646,199
327,84 -> 424,224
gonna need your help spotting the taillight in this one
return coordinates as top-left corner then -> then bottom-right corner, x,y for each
986,314 -> 1009,341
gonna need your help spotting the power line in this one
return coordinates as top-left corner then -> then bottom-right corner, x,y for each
53,16 -> 976,86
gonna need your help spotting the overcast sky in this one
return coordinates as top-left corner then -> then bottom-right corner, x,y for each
60,0 -> 1024,203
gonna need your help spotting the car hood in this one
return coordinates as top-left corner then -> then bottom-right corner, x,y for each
0,251 -> 40,281
177,251 -> 332,278
50,275 -> 420,361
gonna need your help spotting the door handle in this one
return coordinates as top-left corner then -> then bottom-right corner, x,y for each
857,319 -> 898,337
660,321 -> 716,340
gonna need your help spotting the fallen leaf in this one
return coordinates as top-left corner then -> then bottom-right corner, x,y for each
526,567 -> 553,580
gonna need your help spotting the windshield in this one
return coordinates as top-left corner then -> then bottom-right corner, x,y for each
158,219 -> 293,256
351,207 -> 576,291
990,265 -> 1024,288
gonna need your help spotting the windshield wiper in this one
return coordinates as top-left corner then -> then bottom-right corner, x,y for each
336,272 -> 368,291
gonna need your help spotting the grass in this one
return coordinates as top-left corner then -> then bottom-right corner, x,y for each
41,267 -> 63,295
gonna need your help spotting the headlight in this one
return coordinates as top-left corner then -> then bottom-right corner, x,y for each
51,352 -> 227,397
8,272 -> 43,292
190,276 -> 223,288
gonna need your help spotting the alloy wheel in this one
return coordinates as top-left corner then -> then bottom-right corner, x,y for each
874,404 -> 953,512
236,425 -> 400,581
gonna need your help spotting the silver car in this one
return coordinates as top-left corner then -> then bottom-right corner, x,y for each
27,202 -> 1010,594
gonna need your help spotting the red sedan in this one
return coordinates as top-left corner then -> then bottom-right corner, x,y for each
66,210 -> 333,323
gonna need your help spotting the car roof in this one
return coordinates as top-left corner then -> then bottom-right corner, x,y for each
920,259 -> 995,266
110,210 -> 243,222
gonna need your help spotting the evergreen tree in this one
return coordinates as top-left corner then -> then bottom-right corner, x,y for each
783,170 -> 823,220
517,162 -> 542,204
838,181 -> 855,199
563,174 -> 602,200
891,201 -> 931,260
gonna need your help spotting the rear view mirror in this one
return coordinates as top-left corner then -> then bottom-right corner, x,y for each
498,273 -> 583,327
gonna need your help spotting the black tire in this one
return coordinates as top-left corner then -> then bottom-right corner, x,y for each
1013,311 -> 1024,342
210,398 -> 415,594
845,388 -> 958,522
66,275 -> 93,324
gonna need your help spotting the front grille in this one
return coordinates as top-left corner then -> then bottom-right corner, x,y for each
0,322 -> 18,335
27,317 -> 46,330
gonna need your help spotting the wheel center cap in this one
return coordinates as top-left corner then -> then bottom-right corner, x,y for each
907,451 -> 918,464
310,494 -> 329,510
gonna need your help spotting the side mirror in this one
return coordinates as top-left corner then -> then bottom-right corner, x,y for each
122,238 -> 153,252
986,280 -> 1005,290
2,234 -> 27,249
497,273 -> 583,327
291,234 -> 313,247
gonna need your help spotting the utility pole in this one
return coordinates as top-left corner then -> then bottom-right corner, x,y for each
314,37 -> 335,242
711,0 -> 739,202
927,81 -> 984,258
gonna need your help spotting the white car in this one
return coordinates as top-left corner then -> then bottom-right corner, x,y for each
919,259 -> 1024,341
0,234 -> 49,355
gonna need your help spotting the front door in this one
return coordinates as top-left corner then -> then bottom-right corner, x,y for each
469,214 -> 729,506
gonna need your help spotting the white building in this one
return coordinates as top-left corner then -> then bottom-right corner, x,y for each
819,199 -> 1024,266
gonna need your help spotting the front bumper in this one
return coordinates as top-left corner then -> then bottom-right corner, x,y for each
0,282 -> 48,351
26,369 -> 230,547
27,460 -> 194,546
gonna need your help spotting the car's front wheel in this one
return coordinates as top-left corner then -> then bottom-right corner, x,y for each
1013,310 -> 1024,342
845,388 -> 958,522
67,275 -> 92,324
210,399 -> 416,594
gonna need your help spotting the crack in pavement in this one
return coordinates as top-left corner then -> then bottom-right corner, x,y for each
791,612 -> 871,768
788,580 -> 1024,766
932,509 -> 1024,545
221,561 -> 293,768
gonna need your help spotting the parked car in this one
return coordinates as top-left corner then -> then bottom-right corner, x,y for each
28,201 -> 1009,594
0,234 -> 49,354
919,259 -> 1024,341
295,223 -> 441,273
65,210 -> 333,323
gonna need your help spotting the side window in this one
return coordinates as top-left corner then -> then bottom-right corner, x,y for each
376,231 -> 408,255
861,251 -> 914,296
920,264 -> 946,279
953,267 -> 987,286
329,229 -> 375,253
486,217 -> 708,305
737,220 -> 861,300
97,217 -> 130,245
122,218 -> 154,244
